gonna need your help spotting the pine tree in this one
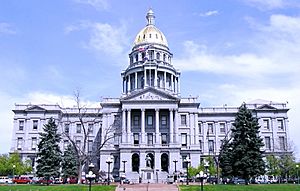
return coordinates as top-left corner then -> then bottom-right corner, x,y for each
219,139 -> 233,178
36,118 -> 61,185
219,104 -> 265,184
62,144 -> 78,179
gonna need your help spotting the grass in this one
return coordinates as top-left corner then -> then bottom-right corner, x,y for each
179,184 -> 300,191
0,184 -> 116,191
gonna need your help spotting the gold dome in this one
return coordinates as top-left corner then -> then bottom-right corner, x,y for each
133,9 -> 168,47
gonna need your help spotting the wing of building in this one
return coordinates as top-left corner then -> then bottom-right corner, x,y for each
11,9 -> 290,183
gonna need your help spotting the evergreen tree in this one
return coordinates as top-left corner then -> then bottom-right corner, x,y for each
219,139 -> 233,178
36,118 -> 61,185
219,104 -> 265,184
62,144 -> 78,179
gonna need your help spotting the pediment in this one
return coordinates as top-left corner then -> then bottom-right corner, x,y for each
122,88 -> 179,102
25,105 -> 46,112
256,104 -> 277,110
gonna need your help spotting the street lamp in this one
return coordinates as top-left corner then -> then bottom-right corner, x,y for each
12,165 -> 16,181
296,164 -> 299,185
106,156 -> 113,185
196,171 -> 207,191
86,163 -> 96,191
184,156 -> 191,185
173,159 -> 178,182
122,160 -> 127,173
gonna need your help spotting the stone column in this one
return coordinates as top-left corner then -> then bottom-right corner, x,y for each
169,109 -> 174,144
141,109 -> 145,144
190,114 -> 194,145
194,113 -> 199,145
178,76 -> 181,95
174,109 -> 179,143
128,74 -> 131,92
127,109 -> 131,144
164,71 -> 167,90
144,69 -> 147,88
155,109 -> 160,144
154,68 -> 158,87
135,72 -> 138,90
122,109 -> 126,143
171,74 -> 174,92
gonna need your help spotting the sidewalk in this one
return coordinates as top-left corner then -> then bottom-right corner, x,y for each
115,183 -> 179,191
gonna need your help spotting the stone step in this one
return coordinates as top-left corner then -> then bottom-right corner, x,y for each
115,183 -> 178,191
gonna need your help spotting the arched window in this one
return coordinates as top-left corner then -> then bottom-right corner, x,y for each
132,153 -> 140,172
135,54 -> 138,62
163,54 -> 166,61
161,153 -> 169,172
143,34 -> 145,39
156,52 -> 160,60
156,34 -> 158,39
149,34 -> 152,38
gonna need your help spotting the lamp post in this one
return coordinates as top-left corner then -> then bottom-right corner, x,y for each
106,156 -> 113,185
86,163 -> 96,191
122,160 -> 127,173
196,171 -> 207,191
184,157 -> 191,185
173,159 -> 178,182
296,164 -> 299,185
12,165 -> 16,181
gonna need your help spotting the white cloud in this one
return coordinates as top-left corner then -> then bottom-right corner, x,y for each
0,22 -> 16,35
65,20 -> 129,59
74,0 -> 109,10
198,10 -> 219,17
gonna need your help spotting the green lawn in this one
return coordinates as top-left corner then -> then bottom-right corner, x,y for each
0,185 -> 116,191
179,184 -> 300,191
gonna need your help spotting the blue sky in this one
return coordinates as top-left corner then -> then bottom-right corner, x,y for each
1,0 -> 300,159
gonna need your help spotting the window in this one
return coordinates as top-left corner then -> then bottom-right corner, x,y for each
31,137 -> 37,150
149,34 -> 152,38
279,136 -> 285,150
147,115 -> 153,126
149,50 -> 154,60
76,140 -> 81,149
182,155 -> 189,168
161,115 -> 167,126
64,124 -> 70,134
208,123 -> 214,134
33,120 -> 38,130
17,137 -> 23,150
135,54 -> 138,62
88,124 -> 93,133
156,52 -> 160,60
199,140 -> 203,152
161,133 -> 168,145
76,124 -> 81,133
134,133 -> 139,145
19,121 -> 24,131
278,119 -> 284,130
219,123 -> 225,133
181,133 -> 187,146
208,140 -> 214,153
133,115 -> 140,126
198,123 -> 202,134
88,140 -> 93,153
263,119 -> 270,129
163,54 -> 166,61
265,137 -> 271,150
114,133 -> 119,145
147,133 -> 153,145
181,115 -> 187,126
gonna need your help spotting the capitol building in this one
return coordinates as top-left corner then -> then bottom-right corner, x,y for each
11,9 -> 290,183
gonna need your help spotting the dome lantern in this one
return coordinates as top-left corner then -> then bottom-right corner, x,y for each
146,8 -> 155,25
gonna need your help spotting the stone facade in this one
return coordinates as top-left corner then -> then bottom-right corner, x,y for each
10,9 -> 290,183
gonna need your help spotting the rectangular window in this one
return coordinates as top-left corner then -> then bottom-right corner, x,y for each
279,136 -> 285,150
76,124 -> 81,133
198,123 -> 202,134
133,115 -> 140,126
147,115 -> 153,126
76,140 -> 81,149
134,133 -> 139,145
182,155 -> 189,169
181,133 -> 187,146
17,137 -> 23,150
147,133 -> 153,145
219,123 -> 225,133
33,120 -> 38,130
199,140 -> 203,152
161,133 -> 168,145
161,115 -> 167,126
88,124 -> 94,133
114,133 -> 119,145
64,124 -> 70,134
278,119 -> 284,130
181,115 -> 187,126
265,137 -> 271,150
31,137 -> 37,150
208,140 -> 214,153
88,140 -> 93,153
19,121 -> 24,131
208,123 -> 214,134
263,119 -> 270,129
